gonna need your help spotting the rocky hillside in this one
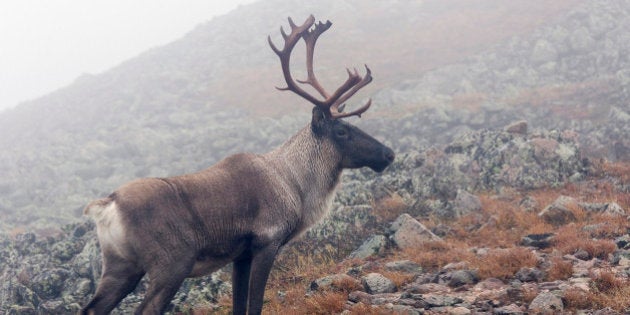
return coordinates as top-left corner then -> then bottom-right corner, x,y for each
0,0 -> 588,233
0,122 -> 628,313
1,0 -> 630,313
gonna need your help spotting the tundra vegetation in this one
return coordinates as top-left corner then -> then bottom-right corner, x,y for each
1,0 -> 630,314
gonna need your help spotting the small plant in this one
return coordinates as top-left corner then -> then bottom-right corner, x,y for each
402,240 -> 473,271
590,270 -> 625,294
546,255 -> 573,281
303,292 -> 347,315
553,225 -> 617,259
586,270 -> 630,311
473,247 -> 538,280
372,192 -> 409,223
563,287 -> 592,310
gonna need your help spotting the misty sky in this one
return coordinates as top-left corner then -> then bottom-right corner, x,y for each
0,0 -> 255,111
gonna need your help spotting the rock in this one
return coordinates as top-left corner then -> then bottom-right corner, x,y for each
505,120 -> 528,135
309,274 -> 360,293
580,202 -> 626,216
593,307 -> 622,315
494,303 -> 526,314
422,294 -> 464,307
384,260 -> 423,274
446,270 -> 479,287
528,291 -> 564,313
29,268 -> 70,300
515,267 -> 544,282
6,306 -> 37,315
452,189 -> 482,217
361,273 -> 397,294
614,235 -> 630,250
519,196 -> 538,212
574,249 -> 591,260
388,304 -> 422,314
348,290 -> 373,304
389,214 -> 442,250
348,235 -> 387,260
39,299 -> 80,314
520,233 -> 555,249
405,282 -> 450,294
538,196 -> 579,226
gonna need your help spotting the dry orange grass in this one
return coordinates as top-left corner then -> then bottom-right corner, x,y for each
372,192 -> 409,223
586,270 -> 630,311
380,271 -> 416,288
448,194 -> 553,247
401,240 -> 473,271
563,287 -> 592,310
546,255 -> 573,281
553,225 -> 617,259
302,292 -> 347,315
472,247 -> 538,280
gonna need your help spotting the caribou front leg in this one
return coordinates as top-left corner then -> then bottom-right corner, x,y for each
232,254 -> 253,315
247,243 -> 281,315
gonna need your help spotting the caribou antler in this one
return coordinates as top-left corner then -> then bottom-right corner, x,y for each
268,15 -> 373,119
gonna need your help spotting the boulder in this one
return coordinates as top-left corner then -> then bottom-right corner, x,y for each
538,196 -> 579,226
528,291 -> 564,313
361,273 -> 397,294
389,214 -> 442,250
348,235 -> 387,260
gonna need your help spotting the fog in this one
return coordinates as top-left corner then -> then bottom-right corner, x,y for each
0,0 -> 628,240
1,0 -> 630,312
0,0 -> 255,111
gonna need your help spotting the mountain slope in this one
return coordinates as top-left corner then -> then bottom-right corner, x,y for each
0,0 -> 597,231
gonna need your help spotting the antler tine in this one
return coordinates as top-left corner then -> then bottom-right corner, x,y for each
331,99 -> 372,119
297,20 -> 332,99
268,15 -> 324,106
269,15 -> 374,119
330,65 -> 373,117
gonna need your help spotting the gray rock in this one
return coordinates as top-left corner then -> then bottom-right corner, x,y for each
538,196 -> 578,226
348,235 -> 387,260
389,214 -> 442,249
528,291 -> 564,313
447,270 -> 479,287
580,202 -> 626,216
29,268 -> 70,300
494,303 -> 526,314
384,260 -> 423,274
515,267 -> 544,282
361,273 -> 397,294
452,189 -> 482,217
422,294 -> 464,307
614,235 -> 630,250
520,233 -> 555,249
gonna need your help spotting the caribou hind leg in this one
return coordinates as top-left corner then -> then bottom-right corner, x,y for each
134,258 -> 194,315
81,255 -> 145,315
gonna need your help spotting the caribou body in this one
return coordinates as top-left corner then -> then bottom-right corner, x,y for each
82,15 -> 394,315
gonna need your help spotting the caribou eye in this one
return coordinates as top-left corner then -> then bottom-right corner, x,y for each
335,128 -> 348,138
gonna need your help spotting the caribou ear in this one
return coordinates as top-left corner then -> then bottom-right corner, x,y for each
311,106 -> 328,135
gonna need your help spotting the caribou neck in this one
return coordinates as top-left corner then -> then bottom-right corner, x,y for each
266,124 -> 342,221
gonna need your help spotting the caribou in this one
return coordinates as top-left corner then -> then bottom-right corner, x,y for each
81,15 -> 394,315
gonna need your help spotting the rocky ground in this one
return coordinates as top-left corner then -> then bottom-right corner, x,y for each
1,120 -> 628,314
